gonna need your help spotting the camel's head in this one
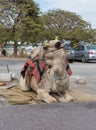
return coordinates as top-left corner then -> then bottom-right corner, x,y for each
43,40 -> 67,77
43,40 -> 62,51
53,48 -> 67,76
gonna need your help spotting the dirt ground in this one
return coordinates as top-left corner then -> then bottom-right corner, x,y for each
0,78 -> 96,105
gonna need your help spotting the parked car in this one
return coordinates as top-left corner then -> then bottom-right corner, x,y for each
24,47 -> 33,55
74,44 -> 96,62
64,45 -> 74,63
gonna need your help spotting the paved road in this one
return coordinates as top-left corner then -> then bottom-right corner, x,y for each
0,58 -> 96,130
70,61 -> 96,95
0,58 -> 96,83
0,58 -> 95,87
0,58 -> 26,79
0,102 -> 96,130
70,61 -> 96,85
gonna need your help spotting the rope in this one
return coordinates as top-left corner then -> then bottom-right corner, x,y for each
54,74 -> 68,80
45,71 -> 68,97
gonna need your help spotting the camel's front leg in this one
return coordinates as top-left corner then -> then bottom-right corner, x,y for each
37,89 -> 57,103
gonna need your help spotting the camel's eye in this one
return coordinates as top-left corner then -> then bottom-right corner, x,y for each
55,42 -> 61,49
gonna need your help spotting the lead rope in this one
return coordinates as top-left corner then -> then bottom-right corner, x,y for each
54,74 -> 68,98
45,70 -> 68,98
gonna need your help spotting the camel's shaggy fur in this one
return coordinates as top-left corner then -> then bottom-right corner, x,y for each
19,40 -> 73,103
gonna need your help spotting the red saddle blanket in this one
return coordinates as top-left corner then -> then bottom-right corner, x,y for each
21,59 -> 47,83
66,59 -> 72,76
21,58 -> 72,83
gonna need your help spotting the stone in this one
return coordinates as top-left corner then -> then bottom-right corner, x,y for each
70,75 -> 86,84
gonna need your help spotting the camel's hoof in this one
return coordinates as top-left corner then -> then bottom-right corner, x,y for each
37,89 -> 57,103
58,97 -> 68,102
43,96 -> 57,103
57,93 -> 74,103
64,93 -> 74,102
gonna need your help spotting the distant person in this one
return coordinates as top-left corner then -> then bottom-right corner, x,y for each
2,49 -> 6,56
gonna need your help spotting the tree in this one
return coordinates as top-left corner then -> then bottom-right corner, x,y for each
42,9 -> 93,43
0,0 -> 43,56
90,29 -> 96,43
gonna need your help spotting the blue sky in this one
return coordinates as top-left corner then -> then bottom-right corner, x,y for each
35,0 -> 96,29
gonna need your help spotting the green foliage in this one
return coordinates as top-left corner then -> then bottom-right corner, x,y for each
42,9 -> 95,43
0,2 -> 96,55
0,0 -> 43,55
12,0 -> 43,43
0,0 -> 43,42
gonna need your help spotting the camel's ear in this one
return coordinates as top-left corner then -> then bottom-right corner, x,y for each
55,42 -> 61,49
43,46 -> 48,50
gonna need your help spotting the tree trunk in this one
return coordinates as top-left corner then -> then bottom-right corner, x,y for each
13,41 -> 18,57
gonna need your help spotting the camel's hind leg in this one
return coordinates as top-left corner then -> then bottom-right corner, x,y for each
19,76 -> 31,91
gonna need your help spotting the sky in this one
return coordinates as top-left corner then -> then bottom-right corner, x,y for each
35,0 -> 96,29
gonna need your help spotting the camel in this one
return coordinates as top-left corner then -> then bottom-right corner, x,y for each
19,40 -> 73,103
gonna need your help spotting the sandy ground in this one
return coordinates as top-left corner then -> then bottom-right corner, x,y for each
0,79 -> 96,105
